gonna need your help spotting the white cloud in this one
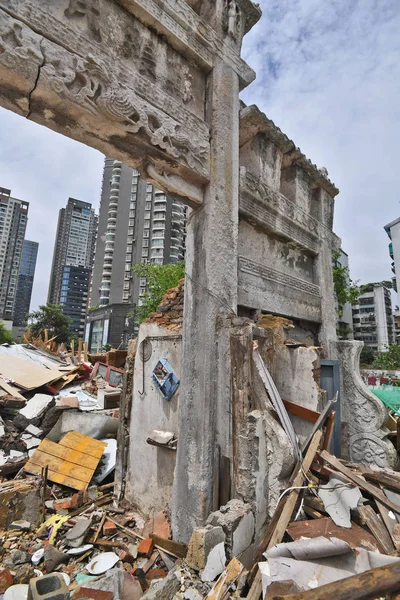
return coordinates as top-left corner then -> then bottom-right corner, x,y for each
242,0 -> 400,288
0,109 -> 104,311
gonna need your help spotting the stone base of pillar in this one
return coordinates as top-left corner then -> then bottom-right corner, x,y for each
334,340 -> 396,469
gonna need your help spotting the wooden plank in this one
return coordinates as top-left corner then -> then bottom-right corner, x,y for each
356,504 -> 395,554
0,354 -> 62,390
376,483 -> 400,551
25,432 -> 105,491
24,462 -> 90,490
150,534 -> 187,558
301,398 -> 335,454
282,399 -> 320,423
58,432 -> 106,458
362,470 -> 400,493
268,560 -> 400,600
303,506 -> 324,520
84,342 -> 88,363
0,378 -> 26,400
320,450 -> 400,515
286,517 -> 380,552
205,557 -> 245,600
78,340 -> 82,363
25,450 -> 93,483
37,439 -> 100,470
322,411 -> 336,452
247,430 -> 323,596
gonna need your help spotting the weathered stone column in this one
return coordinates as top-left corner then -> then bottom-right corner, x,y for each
172,58 -> 240,542
334,340 -> 396,468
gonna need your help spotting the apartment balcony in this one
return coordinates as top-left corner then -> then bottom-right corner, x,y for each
389,242 -> 394,259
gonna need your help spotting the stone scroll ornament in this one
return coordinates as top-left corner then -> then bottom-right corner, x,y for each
335,340 -> 396,468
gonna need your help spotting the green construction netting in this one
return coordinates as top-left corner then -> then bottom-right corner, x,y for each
370,385 -> 400,416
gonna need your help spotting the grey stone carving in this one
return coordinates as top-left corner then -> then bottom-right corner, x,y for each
334,340 -> 396,468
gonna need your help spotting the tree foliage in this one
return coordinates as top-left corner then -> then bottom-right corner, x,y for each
373,344 -> 400,370
27,303 -> 72,344
360,345 -> 376,366
0,320 -> 13,344
131,262 -> 185,326
332,251 -> 359,316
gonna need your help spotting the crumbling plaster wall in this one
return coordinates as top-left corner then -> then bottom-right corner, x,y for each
125,323 -> 181,516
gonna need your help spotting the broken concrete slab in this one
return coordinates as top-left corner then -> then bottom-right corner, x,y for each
141,568 -> 180,600
207,500 -> 255,559
16,394 -> 54,427
46,410 -> 118,443
9,521 -> 31,532
28,573 -> 69,600
65,517 -> 92,548
186,526 -> 225,572
200,541 -> 226,582
24,424 -> 43,437
21,436 -> 41,450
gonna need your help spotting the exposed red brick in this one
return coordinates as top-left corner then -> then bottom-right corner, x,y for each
0,569 -> 13,593
119,550 -> 134,564
137,538 -> 154,557
103,521 -> 118,536
146,568 -> 167,581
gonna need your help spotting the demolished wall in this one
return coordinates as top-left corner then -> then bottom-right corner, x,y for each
125,322 -> 181,515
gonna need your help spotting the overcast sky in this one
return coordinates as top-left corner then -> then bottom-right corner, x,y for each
0,0 -> 399,311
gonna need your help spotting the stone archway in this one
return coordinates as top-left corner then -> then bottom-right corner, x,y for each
0,0 -> 261,541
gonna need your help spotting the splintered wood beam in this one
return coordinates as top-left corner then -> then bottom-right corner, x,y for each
269,560 -> 400,600
282,399 -> 320,423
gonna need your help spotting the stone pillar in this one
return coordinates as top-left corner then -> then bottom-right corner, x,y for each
172,58 -> 240,542
334,340 -> 396,468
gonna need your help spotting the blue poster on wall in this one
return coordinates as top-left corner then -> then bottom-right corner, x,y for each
152,358 -> 180,401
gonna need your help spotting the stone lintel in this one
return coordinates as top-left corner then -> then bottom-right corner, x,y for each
0,6 -> 210,201
116,0 -> 257,89
238,256 -> 322,323
240,105 -> 339,197
239,191 -> 319,256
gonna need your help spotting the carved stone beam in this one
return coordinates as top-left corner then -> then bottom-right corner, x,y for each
0,1 -> 210,190
144,162 -> 204,207
116,0 -> 260,89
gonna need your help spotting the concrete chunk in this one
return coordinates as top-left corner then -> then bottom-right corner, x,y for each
19,394 -> 54,421
200,541 -> 226,582
28,573 -> 69,600
207,500 -> 254,559
186,525 -> 225,571
25,424 -> 43,437
65,517 -> 92,548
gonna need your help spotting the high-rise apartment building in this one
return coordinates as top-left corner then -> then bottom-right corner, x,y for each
86,158 -> 186,351
0,187 -> 29,321
48,198 -> 97,337
352,283 -> 394,352
13,240 -> 39,326
384,218 -> 400,342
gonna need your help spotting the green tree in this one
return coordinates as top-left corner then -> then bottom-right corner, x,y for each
332,251 -> 359,316
27,303 -> 72,344
373,345 -> 400,370
0,320 -> 14,344
360,345 -> 376,366
131,262 -> 185,326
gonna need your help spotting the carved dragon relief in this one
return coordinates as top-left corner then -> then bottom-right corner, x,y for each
0,12 -> 43,67
39,45 -> 209,178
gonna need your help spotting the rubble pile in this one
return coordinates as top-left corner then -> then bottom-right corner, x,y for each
145,279 -> 184,331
